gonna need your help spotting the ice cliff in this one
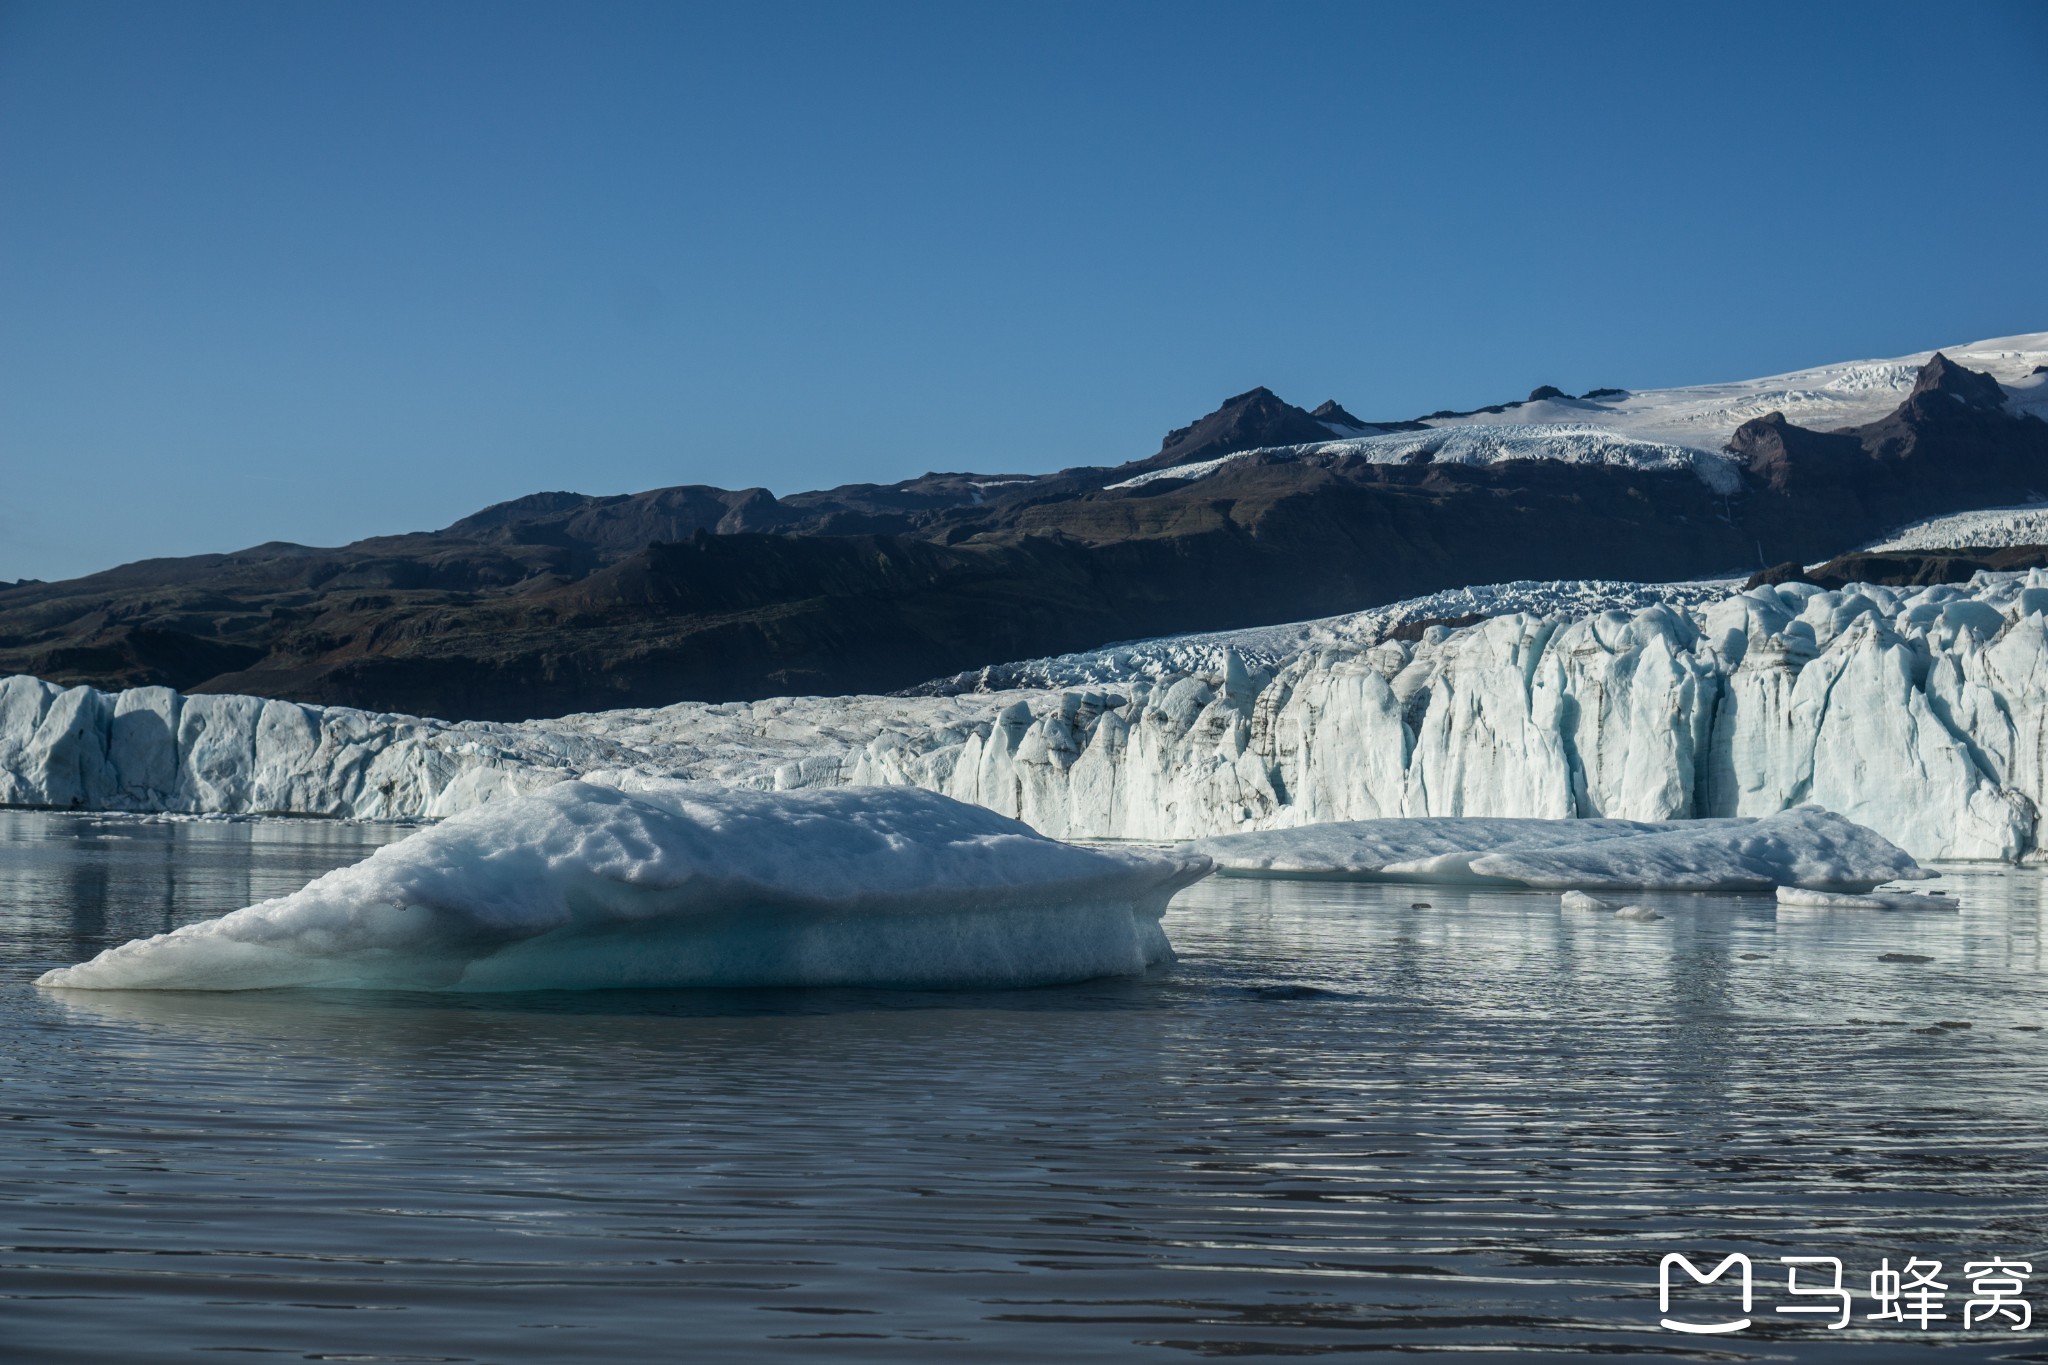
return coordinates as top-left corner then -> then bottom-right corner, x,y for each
7,571 -> 2048,862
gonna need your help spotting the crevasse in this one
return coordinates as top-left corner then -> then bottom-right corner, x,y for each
5,572 -> 2048,862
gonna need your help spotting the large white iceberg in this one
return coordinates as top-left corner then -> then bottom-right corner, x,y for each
35,777 -> 1210,992
1185,807 -> 1929,892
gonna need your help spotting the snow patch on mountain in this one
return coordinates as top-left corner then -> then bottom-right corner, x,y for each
1107,424 -> 1743,492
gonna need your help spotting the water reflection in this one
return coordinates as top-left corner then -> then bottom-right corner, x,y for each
3,812 -> 2045,1362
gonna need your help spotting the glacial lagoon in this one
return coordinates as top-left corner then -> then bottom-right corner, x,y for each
3,810 -> 2045,1361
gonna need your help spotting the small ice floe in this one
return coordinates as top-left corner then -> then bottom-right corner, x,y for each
37,777 -> 1211,993
1775,887 -> 1958,912
1561,887 -> 1660,919
1189,806 -> 1928,892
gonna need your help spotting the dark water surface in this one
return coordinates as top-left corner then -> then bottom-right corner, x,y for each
2,810 -> 2046,1362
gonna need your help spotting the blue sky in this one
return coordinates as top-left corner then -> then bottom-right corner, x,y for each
2,0 -> 2045,581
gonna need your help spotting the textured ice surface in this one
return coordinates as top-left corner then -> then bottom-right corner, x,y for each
11,568 -> 2048,863
1560,890 -> 1615,912
910,576 -> 1743,696
1186,807 -> 1927,891
1612,905 -> 1665,921
1864,504 -> 2048,554
36,777 -> 1210,992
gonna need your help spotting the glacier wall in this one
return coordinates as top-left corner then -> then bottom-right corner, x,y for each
5,573 -> 2048,861
0,681 -> 613,820
846,577 -> 2043,861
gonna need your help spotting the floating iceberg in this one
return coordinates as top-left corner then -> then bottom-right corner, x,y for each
1187,807 -> 1929,892
1774,886 -> 1958,912
1561,890 -> 1661,919
36,777 -> 1210,992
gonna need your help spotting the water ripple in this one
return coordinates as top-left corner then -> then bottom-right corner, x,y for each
2,813 -> 2044,1361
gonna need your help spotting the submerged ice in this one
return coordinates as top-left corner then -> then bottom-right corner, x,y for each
36,778 -> 1210,992
10,569 -> 2048,863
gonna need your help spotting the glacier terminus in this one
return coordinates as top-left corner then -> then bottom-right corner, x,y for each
7,569 -> 2048,864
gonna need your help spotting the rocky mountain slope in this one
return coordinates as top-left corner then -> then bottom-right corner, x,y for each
3,335 -> 2044,721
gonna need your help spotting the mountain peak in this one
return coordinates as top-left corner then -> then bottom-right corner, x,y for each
1135,387 -> 1333,471
1908,352 -> 2007,412
1310,399 -> 1371,432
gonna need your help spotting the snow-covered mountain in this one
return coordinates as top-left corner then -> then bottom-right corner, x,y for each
5,332 -> 2044,719
1424,331 -> 2048,443
1114,332 -> 2048,492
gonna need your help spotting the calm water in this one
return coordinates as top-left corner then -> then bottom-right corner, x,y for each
2,811 -> 2046,1363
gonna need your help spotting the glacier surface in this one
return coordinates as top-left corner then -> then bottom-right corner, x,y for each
909,577 -> 1741,696
1187,807 -> 1926,891
37,777 -> 1209,992
10,569 -> 2048,863
1420,331 -> 2048,447
1864,503 -> 2048,554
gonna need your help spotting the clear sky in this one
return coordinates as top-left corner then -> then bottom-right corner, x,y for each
2,0 -> 2045,582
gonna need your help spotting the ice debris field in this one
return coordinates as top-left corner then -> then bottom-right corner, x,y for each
12,567 -> 2048,865
38,778 -> 1210,993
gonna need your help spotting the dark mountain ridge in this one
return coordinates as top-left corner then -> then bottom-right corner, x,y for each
3,355 -> 2045,721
